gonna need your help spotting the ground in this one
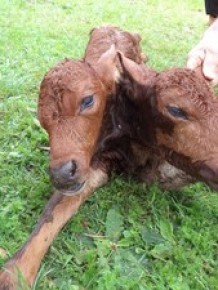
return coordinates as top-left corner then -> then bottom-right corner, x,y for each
0,0 -> 218,289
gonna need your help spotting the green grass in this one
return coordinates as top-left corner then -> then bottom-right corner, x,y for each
1,0 -> 218,289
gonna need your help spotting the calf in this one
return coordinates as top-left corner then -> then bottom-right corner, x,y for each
115,52 -> 218,190
0,26 -> 145,289
38,25 -> 145,195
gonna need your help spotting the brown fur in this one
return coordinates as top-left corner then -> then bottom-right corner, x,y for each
38,58 -> 114,187
85,25 -> 146,65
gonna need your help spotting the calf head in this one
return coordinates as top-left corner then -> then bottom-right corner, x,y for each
84,25 -> 145,65
38,47 -> 118,195
38,26 -> 145,195
118,53 -> 218,190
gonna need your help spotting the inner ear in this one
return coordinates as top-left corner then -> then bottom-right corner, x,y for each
117,52 -> 157,102
93,45 -> 120,87
117,51 -> 145,84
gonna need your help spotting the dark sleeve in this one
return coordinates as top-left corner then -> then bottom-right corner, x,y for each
205,0 -> 218,17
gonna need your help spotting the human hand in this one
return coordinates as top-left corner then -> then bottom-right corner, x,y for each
187,23 -> 218,87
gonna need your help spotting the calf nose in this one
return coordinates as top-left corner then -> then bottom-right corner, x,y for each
50,160 -> 77,188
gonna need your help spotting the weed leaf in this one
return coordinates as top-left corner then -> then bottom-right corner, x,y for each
106,208 -> 124,241
159,219 -> 175,244
150,242 -> 173,260
141,227 -> 165,245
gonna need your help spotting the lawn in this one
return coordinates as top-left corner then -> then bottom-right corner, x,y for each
0,0 -> 218,289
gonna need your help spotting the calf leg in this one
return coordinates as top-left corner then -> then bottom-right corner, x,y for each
0,169 -> 108,290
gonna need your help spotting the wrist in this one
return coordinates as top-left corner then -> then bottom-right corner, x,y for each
208,17 -> 218,30
209,15 -> 217,25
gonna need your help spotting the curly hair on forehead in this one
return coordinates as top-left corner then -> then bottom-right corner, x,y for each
156,68 -> 214,98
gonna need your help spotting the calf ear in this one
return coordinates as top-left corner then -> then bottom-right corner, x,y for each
94,45 -> 120,89
117,51 -> 157,100
117,51 -> 146,84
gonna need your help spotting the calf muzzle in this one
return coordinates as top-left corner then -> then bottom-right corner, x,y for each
49,160 -> 86,195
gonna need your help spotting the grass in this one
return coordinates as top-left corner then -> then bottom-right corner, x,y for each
0,0 -> 218,289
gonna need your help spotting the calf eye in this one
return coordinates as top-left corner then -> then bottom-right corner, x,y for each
167,106 -> 188,120
80,95 -> 94,111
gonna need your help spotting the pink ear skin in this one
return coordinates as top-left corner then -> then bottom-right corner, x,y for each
94,45 -> 120,90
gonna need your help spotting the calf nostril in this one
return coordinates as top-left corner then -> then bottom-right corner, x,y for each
51,160 -> 78,183
59,160 -> 77,179
70,160 -> 77,177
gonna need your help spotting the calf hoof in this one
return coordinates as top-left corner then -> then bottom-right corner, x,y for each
0,269 -> 29,290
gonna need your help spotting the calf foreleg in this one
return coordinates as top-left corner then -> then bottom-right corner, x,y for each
0,169 -> 108,290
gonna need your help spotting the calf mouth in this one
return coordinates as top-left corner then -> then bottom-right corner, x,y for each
57,181 -> 86,196
199,165 -> 218,191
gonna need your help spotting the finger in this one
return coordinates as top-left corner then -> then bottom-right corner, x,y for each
202,52 -> 218,81
187,49 -> 205,70
211,77 -> 218,87
187,56 -> 202,70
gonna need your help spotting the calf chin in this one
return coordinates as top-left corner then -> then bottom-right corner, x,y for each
199,160 -> 218,190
